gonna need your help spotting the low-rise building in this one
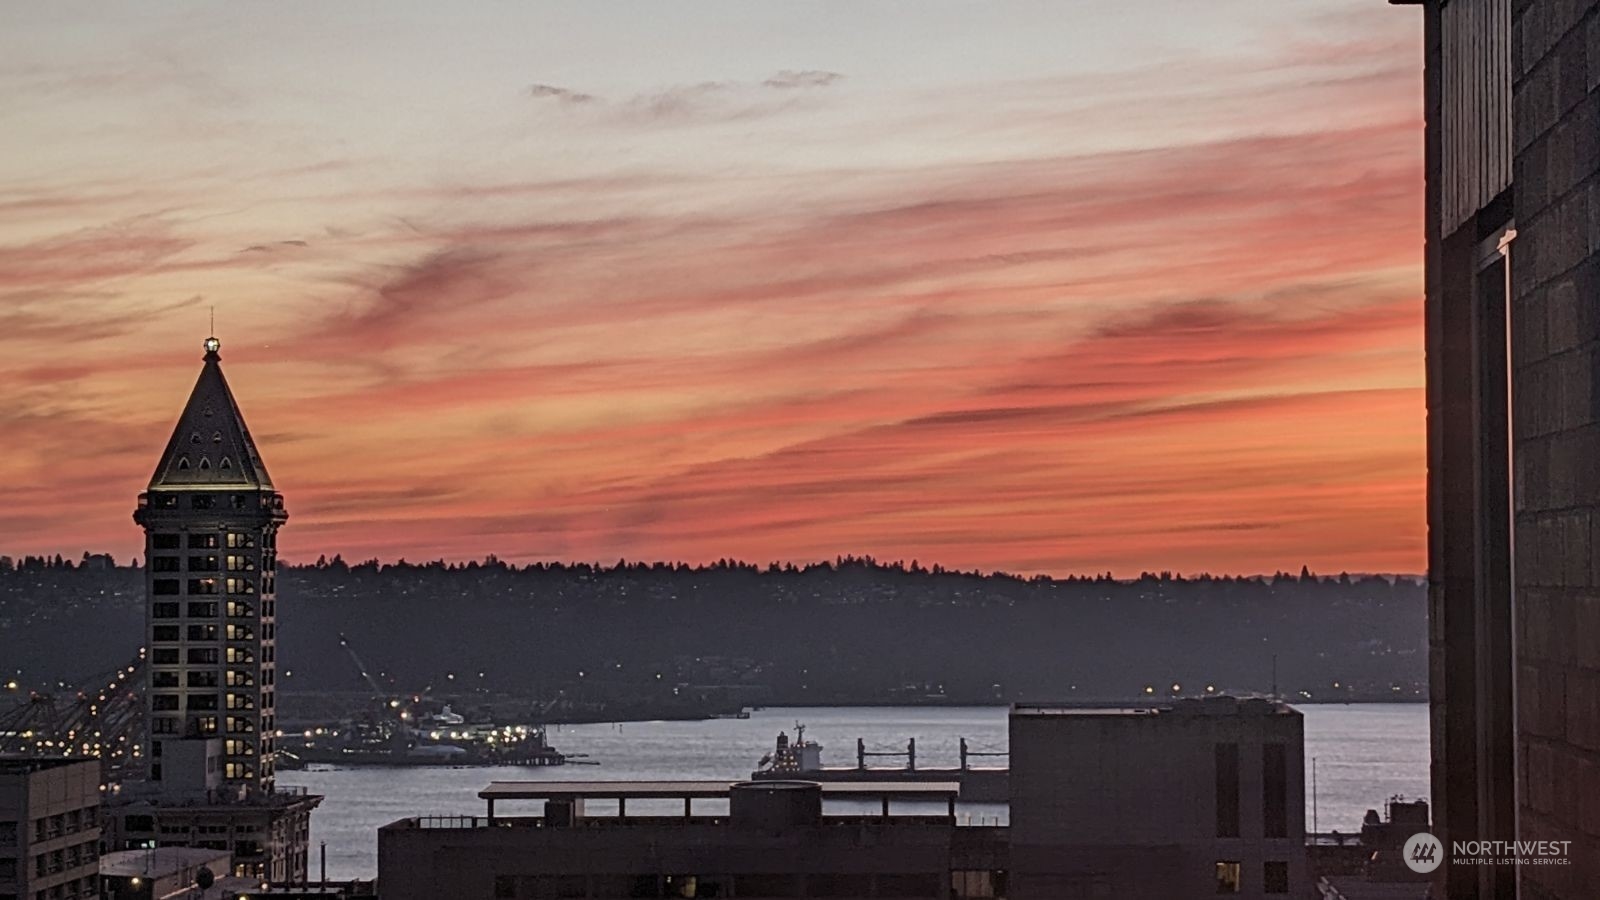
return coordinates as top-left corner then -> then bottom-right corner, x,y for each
100,737 -> 320,884
99,846 -> 231,899
0,758 -> 101,900
376,697 -> 1308,899
1008,696 -> 1307,899
379,780 -> 1006,900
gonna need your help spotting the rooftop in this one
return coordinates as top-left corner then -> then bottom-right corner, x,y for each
146,337 -> 275,491
479,780 -> 961,802
0,756 -> 99,775
100,846 -> 231,878
1013,695 -> 1297,717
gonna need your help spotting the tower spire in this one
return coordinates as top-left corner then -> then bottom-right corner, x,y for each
149,339 -> 271,489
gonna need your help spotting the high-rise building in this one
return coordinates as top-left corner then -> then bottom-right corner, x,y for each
133,337 -> 285,793
1406,0 -> 1600,897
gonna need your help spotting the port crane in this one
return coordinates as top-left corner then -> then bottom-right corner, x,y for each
0,650 -> 146,785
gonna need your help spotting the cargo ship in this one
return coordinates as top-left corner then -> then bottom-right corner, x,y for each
750,725 -> 1008,802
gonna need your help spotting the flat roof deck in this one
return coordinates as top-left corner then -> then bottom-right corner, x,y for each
480,780 -> 962,801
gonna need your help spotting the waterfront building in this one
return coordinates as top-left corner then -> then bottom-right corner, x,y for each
99,846 -> 231,899
1009,696 -> 1306,899
1403,1 -> 1600,897
377,697 -> 1302,899
378,779 -> 1001,900
0,758 -> 101,900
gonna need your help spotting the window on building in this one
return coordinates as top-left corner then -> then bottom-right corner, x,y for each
153,579 -> 181,596
1263,743 -> 1288,838
804,873 -> 873,897
191,495 -> 215,510
152,625 -> 180,642
226,578 -> 254,595
189,555 -> 219,571
876,874 -> 941,897
187,625 -> 218,642
151,694 -> 179,711
152,672 -> 180,688
152,556 -> 181,572
226,555 -> 254,572
195,716 -> 218,735
152,649 -> 180,665
188,602 -> 218,618
188,695 -> 218,711
187,671 -> 218,688
189,533 -> 219,549
187,578 -> 218,595
1215,862 -> 1241,894
1215,743 -> 1240,838
226,648 -> 254,664
226,533 -> 255,549
153,534 -> 182,549
188,648 -> 219,664
585,875 -> 659,897
1263,861 -> 1289,894
949,870 -> 1007,899
153,602 -> 180,619
733,874 -> 798,897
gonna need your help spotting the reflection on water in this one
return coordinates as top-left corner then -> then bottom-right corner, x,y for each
282,703 -> 1428,879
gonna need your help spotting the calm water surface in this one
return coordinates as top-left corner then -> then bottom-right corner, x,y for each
282,703 -> 1428,879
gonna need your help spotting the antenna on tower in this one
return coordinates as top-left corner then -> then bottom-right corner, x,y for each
209,305 -> 215,336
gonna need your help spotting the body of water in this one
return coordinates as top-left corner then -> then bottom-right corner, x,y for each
281,703 -> 1429,879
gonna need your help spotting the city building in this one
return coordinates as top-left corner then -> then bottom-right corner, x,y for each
1311,798 -> 1432,900
98,846 -> 231,899
378,779 -> 1002,900
100,778 -> 318,884
1008,697 -> 1306,899
133,336 -> 285,793
1404,1 -> 1600,897
377,697 -> 1301,899
105,339 -> 321,885
0,758 -> 101,900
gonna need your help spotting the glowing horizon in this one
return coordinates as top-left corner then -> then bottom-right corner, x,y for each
0,2 -> 1425,576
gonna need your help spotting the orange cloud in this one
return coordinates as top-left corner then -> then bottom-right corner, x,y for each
0,9 -> 1425,576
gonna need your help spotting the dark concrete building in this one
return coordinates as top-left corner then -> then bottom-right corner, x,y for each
379,780 -> 1003,900
1410,0 -> 1600,897
378,699 -> 1302,899
1009,698 -> 1305,900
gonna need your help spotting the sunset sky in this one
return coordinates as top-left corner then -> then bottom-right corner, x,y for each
0,2 -> 1426,576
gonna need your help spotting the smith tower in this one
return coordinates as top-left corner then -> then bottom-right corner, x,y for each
134,336 -> 284,793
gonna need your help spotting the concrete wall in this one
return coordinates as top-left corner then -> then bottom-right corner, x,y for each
0,760 -> 102,899
1509,2 -> 1600,898
378,818 -> 977,900
1008,702 -> 1306,900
